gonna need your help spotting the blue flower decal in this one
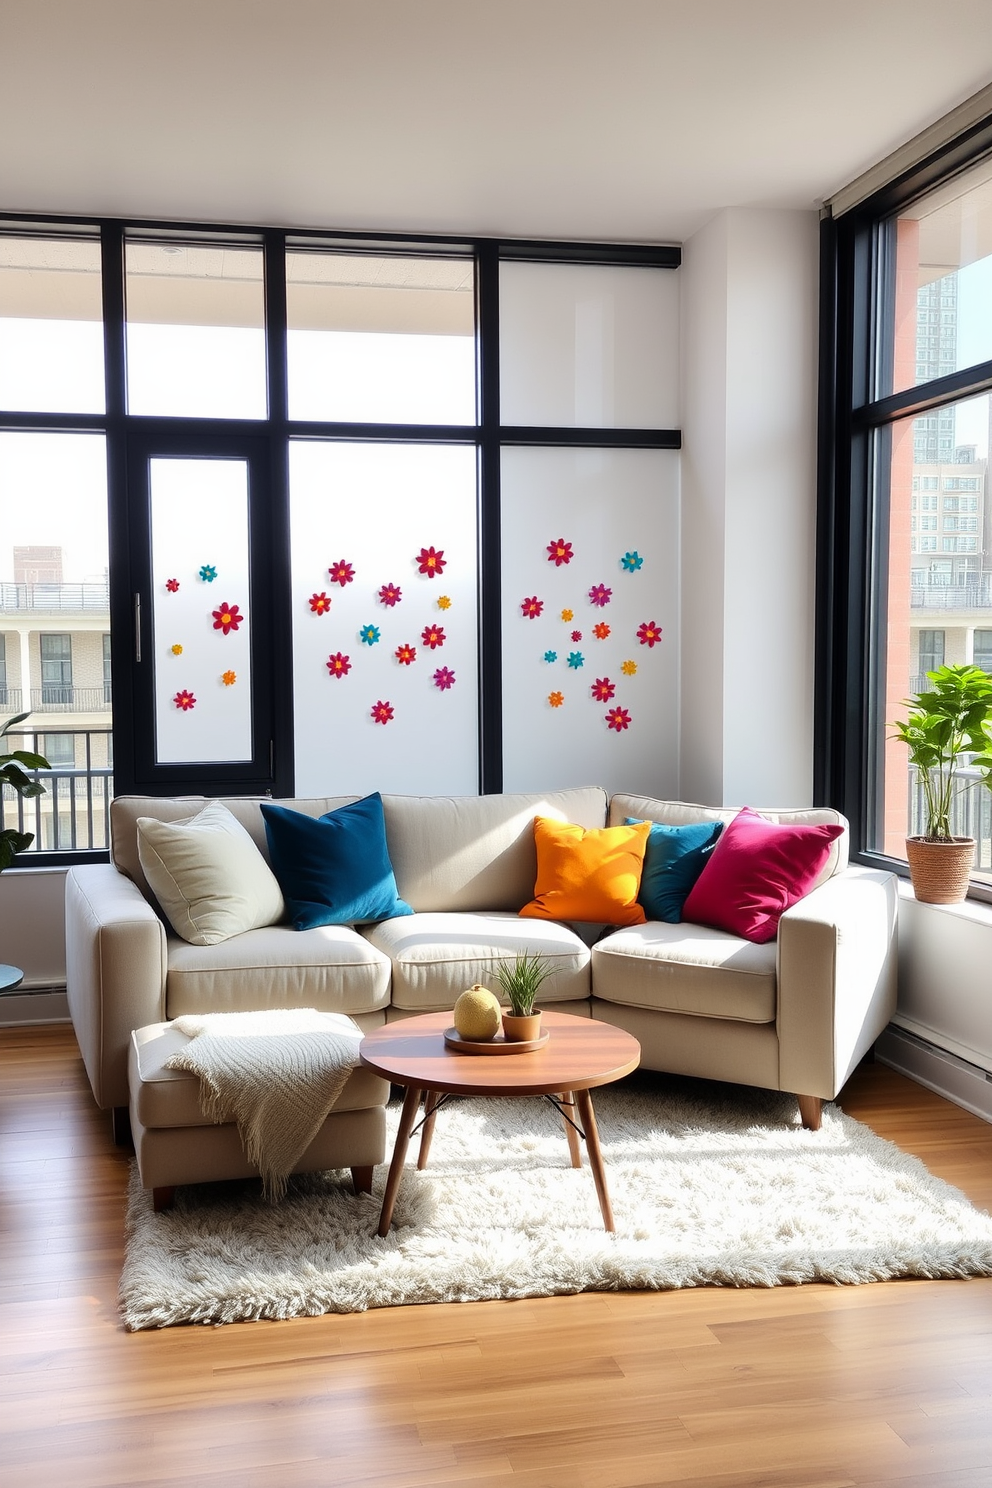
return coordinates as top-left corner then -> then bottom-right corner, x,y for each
199,564 -> 218,583
567,651 -> 585,669
543,650 -> 558,663
621,551 -> 643,573
359,624 -> 381,646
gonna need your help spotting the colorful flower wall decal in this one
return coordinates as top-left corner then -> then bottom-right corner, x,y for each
593,622 -> 611,640
571,630 -> 582,642
521,596 -> 544,619
621,551 -> 643,573
546,538 -> 573,566
165,578 -> 180,593
637,620 -> 663,647
174,689 -> 196,711
543,650 -> 558,663
326,652 -> 351,678
548,691 -> 564,708
222,670 -> 237,686
371,699 -> 394,725
567,651 -> 584,669
560,608 -> 573,622
170,643 -> 183,656
359,624 -> 381,646
621,659 -> 638,676
433,666 -> 455,691
198,565 -> 217,583
591,677 -> 616,702
588,583 -> 612,608
436,595 -> 451,610
309,592 -> 332,615
421,623 -> 446,649
395,643 -> 417,666
416,546 -> 446,578
329,559 -> 355,587
606,706 -> 631,732
212,601 -> 243,635
378,582 -> 402,607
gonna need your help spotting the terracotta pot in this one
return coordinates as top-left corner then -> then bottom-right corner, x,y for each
905,836 -> 975,904
502,1011 -> 542,1042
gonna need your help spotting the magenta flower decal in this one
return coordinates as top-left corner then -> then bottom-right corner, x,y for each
371,699 -> 395,725
433,666 -> 456,691
309,592 -> 332,615
591,677 -> 616,703
326,652 -> 351,678
637,620 -> 663,647
328,559 -> 355,587
606,706 -> 631,732
571,630 -> 582,642
421,623 -> 446,650
416,546 -> 446,578
521,596 -> 544,619
588,583 -> 612,608
165,578 -> 179,593
546,538 -> 573,567
174,689 -> 196,711
378,582 -> 402,607
212,602 -> 243,635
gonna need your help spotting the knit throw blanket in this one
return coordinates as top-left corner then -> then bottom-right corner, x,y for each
164,1008 -> 364,1201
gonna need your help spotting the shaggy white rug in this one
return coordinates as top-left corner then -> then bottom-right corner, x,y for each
119,1078 -> 992,1329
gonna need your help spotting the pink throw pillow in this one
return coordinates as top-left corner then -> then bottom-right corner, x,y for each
680,806 -> 844,944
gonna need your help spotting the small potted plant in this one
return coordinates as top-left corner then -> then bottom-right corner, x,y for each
890,664 -> 992,903
495,950 -> 556,1042
0,713 -> 49,870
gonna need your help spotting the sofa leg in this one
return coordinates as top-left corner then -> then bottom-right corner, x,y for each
797,1095 -> 823,1131
112,1106 -> 133,1148
351,1165 -> 374,1196
152,1186 -> 175,1212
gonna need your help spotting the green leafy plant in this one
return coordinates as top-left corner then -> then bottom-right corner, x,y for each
494,950 -> 556,1017
890,665 -> 992,840
0,714 -> 50,870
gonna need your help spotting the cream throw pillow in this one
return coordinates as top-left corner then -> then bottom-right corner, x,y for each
137,802 -> 285,945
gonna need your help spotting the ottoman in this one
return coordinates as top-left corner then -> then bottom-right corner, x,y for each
128,1021 -> 390,1211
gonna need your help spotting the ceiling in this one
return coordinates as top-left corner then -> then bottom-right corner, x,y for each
2,0 -> 992,244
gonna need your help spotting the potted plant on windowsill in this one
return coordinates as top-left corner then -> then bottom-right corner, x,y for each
891,664 -> 992,903
495,951 -> 556,1042
0,713 -> 49,871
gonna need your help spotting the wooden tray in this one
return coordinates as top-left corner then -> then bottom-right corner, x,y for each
443,1027 -> 550,1056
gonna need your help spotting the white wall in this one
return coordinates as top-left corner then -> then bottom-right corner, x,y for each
680,207 -> 819,806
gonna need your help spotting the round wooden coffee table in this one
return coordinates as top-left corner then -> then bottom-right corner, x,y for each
360,1010 -> 640,1236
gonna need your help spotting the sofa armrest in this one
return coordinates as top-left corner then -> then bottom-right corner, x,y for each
776,865 -> 898,1101
65,865 -> 168,1111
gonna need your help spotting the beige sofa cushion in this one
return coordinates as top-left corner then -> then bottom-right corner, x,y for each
591,923 -> 777,1023
381,787 -> 608,912
364,911 -> 591,1011
164,923 -> 391,1019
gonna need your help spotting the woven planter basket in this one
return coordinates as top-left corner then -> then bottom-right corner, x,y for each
905,836 -> 975,904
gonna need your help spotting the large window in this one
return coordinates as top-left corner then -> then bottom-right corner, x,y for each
823,126 -> 992,895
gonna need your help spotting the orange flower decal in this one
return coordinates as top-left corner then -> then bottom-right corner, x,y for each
548,691 -> 564,708
593,622 -> 611,640
222,670 -> 236,686
621,659 -> 638,676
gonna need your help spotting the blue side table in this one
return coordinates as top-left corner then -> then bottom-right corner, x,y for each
0,964 -> 24,996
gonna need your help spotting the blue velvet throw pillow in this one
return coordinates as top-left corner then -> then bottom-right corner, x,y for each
625,817 -> 724,923
260,794 -> 413,930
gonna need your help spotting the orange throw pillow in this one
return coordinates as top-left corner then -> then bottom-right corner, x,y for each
520,817 -> 651,925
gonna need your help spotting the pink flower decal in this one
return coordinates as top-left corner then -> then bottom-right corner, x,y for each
416,546 -> 446,579
637,620 -> 663,648
165,578 -> 179,593
593,622 -> 611,640
328,559 -> 355,587
326,652 -> 351,678
547,538 -> 573,567
174,689 -> 196,711
212,602 -> 243,635
378,582 -> 402,607
433,666 -> 456,691
421,623 -> 446,649
588,584 -> 612,608
521,596 -> 544,619
395,643 -> 417,666
309,592 -> 332,615
571,630 -> 582,642
371,699 -> 394,725
591,678 -> 616,703
606,706 -> 631,732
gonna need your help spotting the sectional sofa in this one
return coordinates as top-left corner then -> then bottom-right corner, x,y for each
65,786 -> 898,1160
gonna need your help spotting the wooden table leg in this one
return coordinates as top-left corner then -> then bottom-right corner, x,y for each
375,1084 -> 422,1237
558,1091 -> 582,1168
418,1089 -> 440,1170
574,1088 -> 614,1232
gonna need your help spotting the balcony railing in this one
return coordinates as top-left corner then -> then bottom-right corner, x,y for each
28,686 -> 112,714
0,581 -> 110,613
0,729 -> 113,853
910,578 -> 992,610
908,764 -> 992,874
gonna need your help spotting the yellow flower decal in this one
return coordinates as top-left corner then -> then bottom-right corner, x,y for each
560,609 -> 573,622
171,643 -> 183,655
621,659 -> 637,676
437,595 -> 451,610
548,691 -> 564,708
222,670 -> 236,686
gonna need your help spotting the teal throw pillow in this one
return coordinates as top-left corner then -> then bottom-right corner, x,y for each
626,817 -> 724,923
261,793 -> 413,930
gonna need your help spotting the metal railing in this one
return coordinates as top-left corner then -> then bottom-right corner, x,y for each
0,581 -> 110,613
0,729 -> 113,853
911,579 -> 992,610
908,764 -> 992,873
28,686 -> 112,713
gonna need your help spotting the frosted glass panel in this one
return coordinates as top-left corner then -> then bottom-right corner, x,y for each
150,459 -> 252,763
290,442 -> 478,795
501,447 -> 679,797
499,262 -> 678,428
126,242 -> 266,418
287,252 -> 475,424
0,237 -> 104,413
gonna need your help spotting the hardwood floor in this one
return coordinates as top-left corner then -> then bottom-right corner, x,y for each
2,1023 -> 991,1488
